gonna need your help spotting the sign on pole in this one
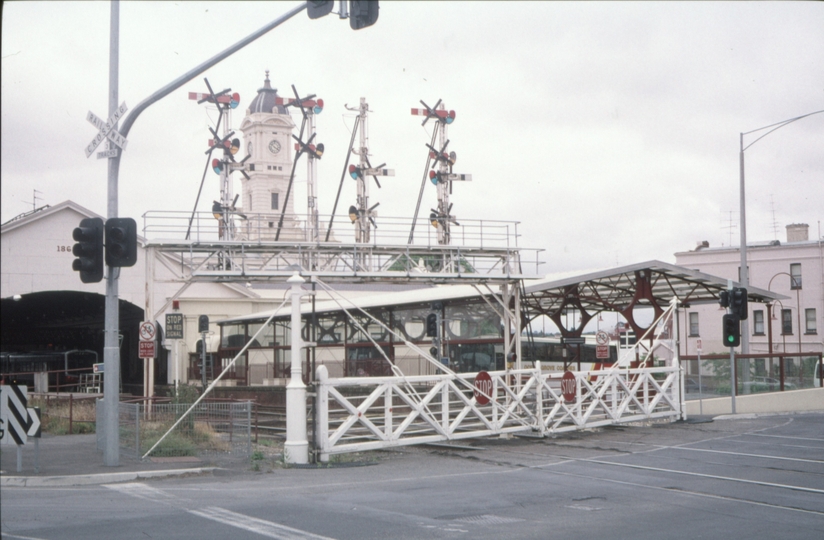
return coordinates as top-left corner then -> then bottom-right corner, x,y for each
596,330 -> 610,360
139,340 -> 156,359
0,385 -> 28,446
139,321 -> 156,342
165,313 -> 184,340
85,102 -> 129,158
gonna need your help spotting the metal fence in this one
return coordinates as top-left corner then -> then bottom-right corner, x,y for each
97,401 -> 252,458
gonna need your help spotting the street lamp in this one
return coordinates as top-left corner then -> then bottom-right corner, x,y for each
738,109 -> 823,355
767,272 -> 803,391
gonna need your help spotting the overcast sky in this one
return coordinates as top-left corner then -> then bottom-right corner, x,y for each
2,1 -> 823,275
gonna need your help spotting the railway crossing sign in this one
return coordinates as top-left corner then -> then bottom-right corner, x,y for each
473,371 -> 493,405
561,371 -> 577,403
85,102 -> 129,158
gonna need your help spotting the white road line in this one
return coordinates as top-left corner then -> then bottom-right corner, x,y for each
575,458 -> 824,495
666,446 -> 824,464
104,482 -> 181,503
744,433 -> 824,443
188,506 -> 336,540
540,467 -> 824,517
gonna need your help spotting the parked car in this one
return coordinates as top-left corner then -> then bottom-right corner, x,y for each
742,377 -> 796,393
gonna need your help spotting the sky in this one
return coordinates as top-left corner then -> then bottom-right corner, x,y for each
2,1 -> 823,276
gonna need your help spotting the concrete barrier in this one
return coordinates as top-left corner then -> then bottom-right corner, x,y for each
686,387 -> 824,416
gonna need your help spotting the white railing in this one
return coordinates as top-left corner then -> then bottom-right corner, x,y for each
315,364 -> 683,458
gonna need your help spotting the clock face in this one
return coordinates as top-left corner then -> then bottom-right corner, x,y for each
247,141 -> 253,156
268,139 -> 281,154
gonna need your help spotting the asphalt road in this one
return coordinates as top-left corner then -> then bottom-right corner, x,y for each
2,413 -> 823,539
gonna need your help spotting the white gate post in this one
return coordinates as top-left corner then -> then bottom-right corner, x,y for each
316,364 -> 329,462
285,273 -> 308,464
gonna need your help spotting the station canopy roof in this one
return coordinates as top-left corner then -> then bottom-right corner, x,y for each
522,259 -> 786,315
219,260 -> 787,327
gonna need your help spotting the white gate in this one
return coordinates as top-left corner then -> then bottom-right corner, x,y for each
315,364 -> 683,459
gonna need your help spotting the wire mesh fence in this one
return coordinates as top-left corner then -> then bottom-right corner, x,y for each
97,400 -> 252,458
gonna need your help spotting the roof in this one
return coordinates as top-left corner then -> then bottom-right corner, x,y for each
220,260 -> 787,326
219,283 -> 497,325
1,200 -> 99,233
247,71 -> 288,115
523,259 -> 787,315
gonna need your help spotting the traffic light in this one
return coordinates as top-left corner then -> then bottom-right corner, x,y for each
426,313 -> 438,337
350,0 -> 379,30
731,287 -> 748,320
307,0 -> 334,19
72,217 -> 104,283
722,314 -> 740,348
105,217 -> 137,267
198,315 -> 209,334
718,290 -> 730,308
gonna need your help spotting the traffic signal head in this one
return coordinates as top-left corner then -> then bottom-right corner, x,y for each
731,287 -> 748,320
349,164 -> 362,180
426,313 -> 438,337
722,313 -> 740,348
105,217 -> 137,267
349,0 -> 379,30
212,158 -> 223,175
719,290 -> 730,308
72,217 -> 104,283
307,0 -> 334,19
198,315 -> 209,334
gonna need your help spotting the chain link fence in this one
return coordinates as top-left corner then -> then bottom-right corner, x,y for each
97,400 -> 252,458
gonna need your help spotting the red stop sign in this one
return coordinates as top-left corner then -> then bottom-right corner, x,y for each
561,370 -> 576,402
474,371 -> 493,405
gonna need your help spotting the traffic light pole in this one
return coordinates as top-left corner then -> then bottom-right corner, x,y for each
96,1 -> 308,467
103,0 -> 121,467
726,281 -> 736,415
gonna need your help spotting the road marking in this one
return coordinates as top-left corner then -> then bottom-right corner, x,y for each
666,446 -> 824,464
573,457 -> 824,495
744,433 -> 824,443
105,482 -> 180,503
189,507 -> 336,540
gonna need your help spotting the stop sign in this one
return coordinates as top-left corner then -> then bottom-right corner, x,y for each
473,371 -> 493,405
561,370 -> 576,402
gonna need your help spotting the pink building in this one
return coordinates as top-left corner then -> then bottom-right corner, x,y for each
675,224 -> 823,358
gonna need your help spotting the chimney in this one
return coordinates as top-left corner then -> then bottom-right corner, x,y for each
786,223 -> 809,243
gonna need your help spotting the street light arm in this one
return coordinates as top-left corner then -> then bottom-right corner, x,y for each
119,2 -> 307,138
742,109 -> 824,152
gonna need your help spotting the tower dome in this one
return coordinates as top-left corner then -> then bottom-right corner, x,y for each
247,70 -> 288,115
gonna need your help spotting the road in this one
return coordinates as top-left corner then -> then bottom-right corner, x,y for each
2,413 -> 823,539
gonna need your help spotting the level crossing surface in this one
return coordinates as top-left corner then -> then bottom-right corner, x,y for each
2,412 -> 822,539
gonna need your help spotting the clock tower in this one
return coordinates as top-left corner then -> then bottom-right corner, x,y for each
239,71 -> 302,240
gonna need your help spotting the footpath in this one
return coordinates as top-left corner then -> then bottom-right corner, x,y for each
0,433 -> 254,487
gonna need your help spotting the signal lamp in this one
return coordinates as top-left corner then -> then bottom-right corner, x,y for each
349,164 -> 362,180
314,142 -> 324,158
446,110 -> 456,124
722,314 -> 740,348
348,205 -> 359,223
429,170 -> 439,185
104,217 -> 137,268
212,201 -> 222,220
72,217 -> 104,283
229,92 -> 240,109
230,138 -> 240,155
430,212 -> 439,228
426,313 -> 438,337
448,151 -> 457,165
212,158 -> 223,174
313,99 -> 324,114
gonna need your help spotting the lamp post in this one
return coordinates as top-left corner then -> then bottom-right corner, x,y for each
768,272 -> 803,390
738,109 -> 823,355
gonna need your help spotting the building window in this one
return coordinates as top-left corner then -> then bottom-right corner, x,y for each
271,192 -> 279,210
688,312 -> 699,337
790,263 -> 802,289
781,309 -> 793,335
806,309 -> 817,334
753,310 -> 764,335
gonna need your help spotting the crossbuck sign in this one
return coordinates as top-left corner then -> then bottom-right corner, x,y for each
85,101 -> 129,158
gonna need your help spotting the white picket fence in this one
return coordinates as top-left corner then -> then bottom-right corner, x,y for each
315,364 -> 683,459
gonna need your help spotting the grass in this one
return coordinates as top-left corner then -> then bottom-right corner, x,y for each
29,397 -> 97,435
